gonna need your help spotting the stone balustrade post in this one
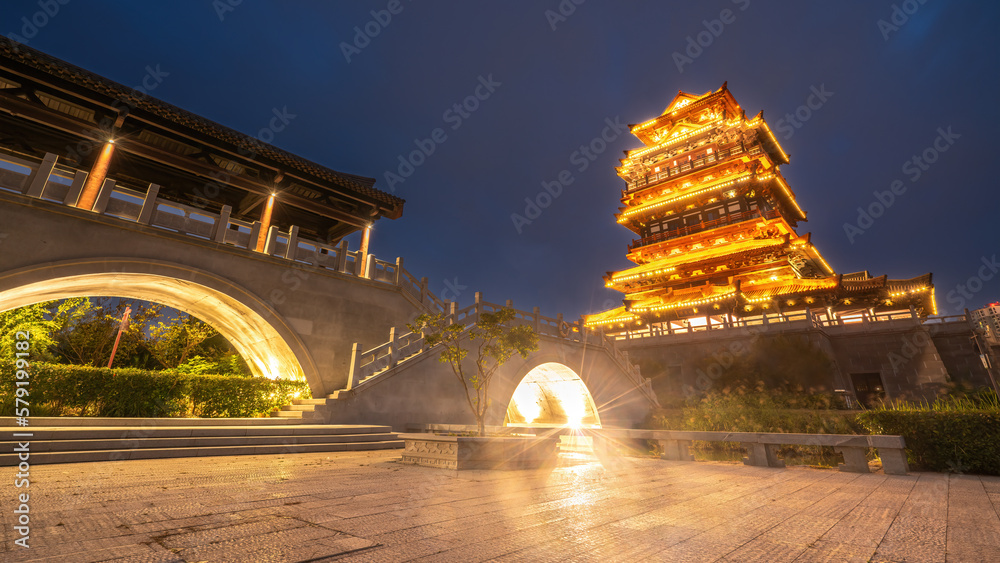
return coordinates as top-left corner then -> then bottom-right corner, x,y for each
137,183 -> 160,224
337,240 -> 350,272
533,307 -> 540,334
63,170 -> 88,206
394,257 -> 404,286
214,205 -> 232,242
284,225 -> 299,260
247,221 -> 262,251
25,152 -> 57,198
388,327 -> 397,365
263,225 -> 280,255
92,178 -> 116,214
346,343 -> 360,390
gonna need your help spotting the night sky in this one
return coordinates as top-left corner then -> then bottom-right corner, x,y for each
5,0 -> 999,320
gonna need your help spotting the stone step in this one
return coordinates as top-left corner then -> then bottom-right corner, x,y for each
280,404 -> 317,411
293,398 -> 329,406
0,416 -> 309,427
270,409 -> 324,419
3,432 -> 396,453
0,424 -> 392,440
0,440 -> 403,466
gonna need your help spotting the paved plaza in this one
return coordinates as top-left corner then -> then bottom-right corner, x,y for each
1,449 -> 999,562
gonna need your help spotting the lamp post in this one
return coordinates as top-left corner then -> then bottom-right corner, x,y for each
107,305 -> 131,369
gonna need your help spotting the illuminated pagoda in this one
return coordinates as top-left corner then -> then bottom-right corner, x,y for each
586,83 -> 935,333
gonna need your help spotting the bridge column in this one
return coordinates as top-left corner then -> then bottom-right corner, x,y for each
76,140 -> 115,211
255,193 -> 276,252
359,224 -> 372,264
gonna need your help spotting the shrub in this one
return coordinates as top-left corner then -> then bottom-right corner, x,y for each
0,362 -> 310,418
643,387 -> 862,466
857,393 -> 1000,475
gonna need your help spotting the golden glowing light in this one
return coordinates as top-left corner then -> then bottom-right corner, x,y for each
505,363 -> 601,429
0,272 -> 306,383
511,383 -> 542,424
76,140 -> 116,211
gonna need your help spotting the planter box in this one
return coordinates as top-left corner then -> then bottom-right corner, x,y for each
398,433 -> 560,470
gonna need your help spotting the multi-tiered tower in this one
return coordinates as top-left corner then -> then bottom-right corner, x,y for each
586,84 -> 935,332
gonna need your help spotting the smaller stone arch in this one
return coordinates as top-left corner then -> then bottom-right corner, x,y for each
503,362 -> 602,428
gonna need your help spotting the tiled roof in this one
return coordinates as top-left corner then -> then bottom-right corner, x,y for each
0,37 -> 403,210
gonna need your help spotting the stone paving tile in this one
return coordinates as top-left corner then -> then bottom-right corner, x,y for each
2,450 -> 999,562
793,539 -> 876,562
720,538 -> 810,562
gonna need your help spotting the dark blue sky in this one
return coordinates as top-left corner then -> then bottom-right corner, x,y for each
6,0 -> 999,319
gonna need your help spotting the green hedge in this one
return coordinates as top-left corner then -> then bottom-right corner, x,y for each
0,362 -> 310,418
857,410 -> 1000,475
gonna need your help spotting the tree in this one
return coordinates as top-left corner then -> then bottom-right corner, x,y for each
409,307 -> 539,436
0,298 -> 93,363
147,313 -> 223,369
53,299 -> 163,367
176,353 -> 251,376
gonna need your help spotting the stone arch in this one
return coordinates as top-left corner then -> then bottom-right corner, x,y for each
0,258 -> 321,393
503,361 -> 602,428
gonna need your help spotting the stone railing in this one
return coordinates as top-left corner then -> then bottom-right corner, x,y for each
608,308 -> 969,343
344,292 -> 656,405
0,151 -> 443,313
406,424 -> 910,475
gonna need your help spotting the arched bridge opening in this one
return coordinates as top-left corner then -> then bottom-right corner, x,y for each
503,362 -> 602,429
0,264 -> 312,387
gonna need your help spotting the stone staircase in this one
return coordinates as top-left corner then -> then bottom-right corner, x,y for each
271,293 -> 658,422
0,417 -> 401,465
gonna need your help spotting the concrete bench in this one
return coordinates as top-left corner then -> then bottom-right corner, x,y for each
585,429 -> 909,475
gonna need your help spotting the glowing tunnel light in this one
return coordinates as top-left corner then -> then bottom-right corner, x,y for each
504,362 -> 601,429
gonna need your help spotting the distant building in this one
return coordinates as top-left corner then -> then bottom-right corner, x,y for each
583,84 -> 1000,405
971,302 -> 1000,345
585,83 -> 935,334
